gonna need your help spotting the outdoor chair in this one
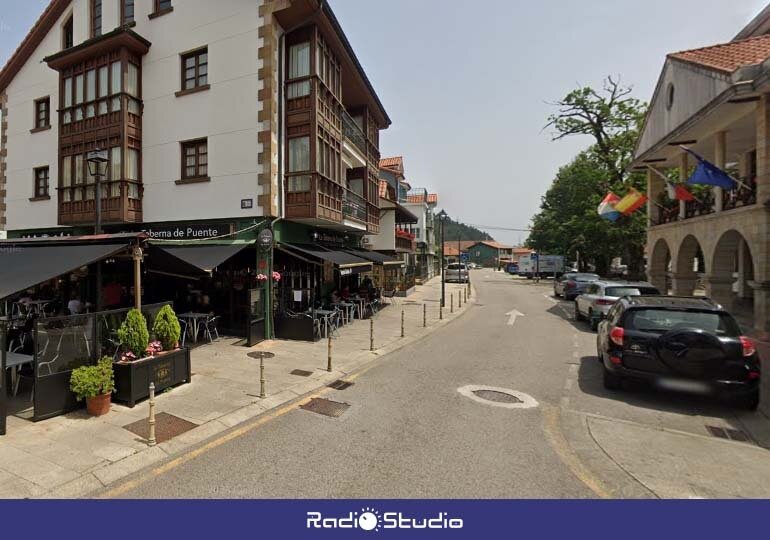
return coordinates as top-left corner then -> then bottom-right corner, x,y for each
381,290 -> 398,306
199,315 -> 220,343
180,318 -> 192,347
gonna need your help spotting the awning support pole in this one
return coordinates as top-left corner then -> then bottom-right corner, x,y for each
132,245 -> 143,310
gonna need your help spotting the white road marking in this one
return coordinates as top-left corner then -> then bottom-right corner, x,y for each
457,385 -> 539,410
505,309 -> 525,326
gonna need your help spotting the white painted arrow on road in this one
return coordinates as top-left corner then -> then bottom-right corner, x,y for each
506,309 -> 525,326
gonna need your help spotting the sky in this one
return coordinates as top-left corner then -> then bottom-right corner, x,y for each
1,0 -> 767,245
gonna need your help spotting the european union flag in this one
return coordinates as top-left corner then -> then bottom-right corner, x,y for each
683,147 -> 737,189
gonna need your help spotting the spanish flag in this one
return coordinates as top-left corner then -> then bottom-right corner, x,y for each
614,188 -> 647,216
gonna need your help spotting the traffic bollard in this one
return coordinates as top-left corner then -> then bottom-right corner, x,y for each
327,335 -> 332,372
451,293 -> 454,313
401,310 -> 405,338
259,352 -> 266,398
148,382 -> 156,447
464,289 -> 467,304
370,319 -> 374,351
440,304 -> 443,320
423,303 -> 427,328
459,290 -> 462,307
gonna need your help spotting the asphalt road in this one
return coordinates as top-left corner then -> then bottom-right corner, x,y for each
105,269 -> 761,498
109,269 -> 596,498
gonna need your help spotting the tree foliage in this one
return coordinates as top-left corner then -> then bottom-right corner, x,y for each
529,77 -> 648,276
434,212 -> 494,243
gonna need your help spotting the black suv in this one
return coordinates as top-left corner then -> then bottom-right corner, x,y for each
596,296 -> 760,409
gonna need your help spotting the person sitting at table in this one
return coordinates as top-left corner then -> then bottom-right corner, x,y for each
67,292 -> 84,315
362,276 -> 376,299
341,286 -> 350,300
18,289 -> 34,306
330,289 -> 342,304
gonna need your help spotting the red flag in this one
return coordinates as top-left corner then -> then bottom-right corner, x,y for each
666,181 -> 695,201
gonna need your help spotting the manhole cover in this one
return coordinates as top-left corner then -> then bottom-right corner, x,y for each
328,379 -> 354,390
706,425 -> 751,443
123,412 -> 198,443
291,369 -> 313,377
472,389 -> 522,404
457,385 -> 538,409
300,397 -> 350,418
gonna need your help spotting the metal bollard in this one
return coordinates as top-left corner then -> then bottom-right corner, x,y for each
464,289 -> 467,304
259,352 -> 266,398
401,309 -> 405,338
458,290 -> 462,307
327,335 -> 332,372
370,319 -> 374,351
148,382 -> 156,447
423,303 -> 427,328
440,304 -> 443,320
451,293 -> 454,313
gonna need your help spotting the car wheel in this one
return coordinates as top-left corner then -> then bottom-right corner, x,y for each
574,302 -> 584,321
602,365 -> 622,390
736,391 -> 760,411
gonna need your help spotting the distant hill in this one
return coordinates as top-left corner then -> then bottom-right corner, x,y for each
434,212 -> 494,242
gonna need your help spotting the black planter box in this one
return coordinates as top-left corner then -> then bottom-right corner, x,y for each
275,315 -> 318,341
113,348 -> 191,407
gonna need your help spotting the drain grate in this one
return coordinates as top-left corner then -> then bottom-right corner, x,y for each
706,425 -> 751,443
472,389 -> 522,404
327,379 -> 354,390
291,369 -> 313,377
301,397 -> 350,418
123,412 -> 198,443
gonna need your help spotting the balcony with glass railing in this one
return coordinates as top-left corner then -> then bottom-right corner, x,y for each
343,189 -> 367,223
342,109 -> 367,157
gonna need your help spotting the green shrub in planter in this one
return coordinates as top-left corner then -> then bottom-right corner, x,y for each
117,308 -> 149,358
70,357 -> 115,401
152,304 -> 181,350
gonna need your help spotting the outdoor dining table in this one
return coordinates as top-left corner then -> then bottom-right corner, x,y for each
5,352 -> 34,396
349,297 -> 366,320
313,309 -> 337,338
178,312 -> 211,344
332,302 -> 356,324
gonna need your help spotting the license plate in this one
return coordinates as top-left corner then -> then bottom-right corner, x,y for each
656,378 -> 710,394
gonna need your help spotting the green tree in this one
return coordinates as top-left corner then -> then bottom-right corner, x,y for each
530,77 -> 648,276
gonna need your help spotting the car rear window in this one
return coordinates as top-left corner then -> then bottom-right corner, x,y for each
605,286 -> 660,297
575,274 -> 599,282
623,309 -> 741,336
447,264 -> 467,270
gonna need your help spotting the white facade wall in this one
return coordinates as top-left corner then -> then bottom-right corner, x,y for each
367,209 -> 395,251
3,0 -> 267,232
402,201 -> 427,242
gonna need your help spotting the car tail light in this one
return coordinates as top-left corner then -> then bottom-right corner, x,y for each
748,371 -> 760,380
609,326 -> 624,347
609,355 -> 622,365
595,299 -> 615,306
566,281 -> 576,289
740,336 -> 756,357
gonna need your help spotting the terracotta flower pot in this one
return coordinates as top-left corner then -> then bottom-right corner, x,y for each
86,393 -> 112,416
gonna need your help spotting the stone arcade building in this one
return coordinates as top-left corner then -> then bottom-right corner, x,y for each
634,7 -> 770,344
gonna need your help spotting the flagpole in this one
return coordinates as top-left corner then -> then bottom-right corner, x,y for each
646,165 -> 702,204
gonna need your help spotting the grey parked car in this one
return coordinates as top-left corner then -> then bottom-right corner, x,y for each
445,263 -> 469,283
553,272 -> 600,300
575,281 -> 660,330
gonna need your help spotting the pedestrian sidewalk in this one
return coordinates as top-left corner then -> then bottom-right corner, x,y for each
0,277 -> 474,499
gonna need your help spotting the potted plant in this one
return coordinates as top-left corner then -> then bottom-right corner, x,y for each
113,306 -> 192,408
152,304 -> 181,351
117,308 -> 149,360
69,357 -> 115,416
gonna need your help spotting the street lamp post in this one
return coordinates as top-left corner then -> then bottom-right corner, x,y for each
438,210 -> 447,307
87,148 -> 109,311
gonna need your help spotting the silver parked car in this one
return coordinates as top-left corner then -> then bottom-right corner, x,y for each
553,272 -> 600,301
574,280 -> 660,331
445,263 -> 469,283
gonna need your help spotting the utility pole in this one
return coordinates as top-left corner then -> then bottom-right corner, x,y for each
438,210 -> 447,307
86,149 -> 108,312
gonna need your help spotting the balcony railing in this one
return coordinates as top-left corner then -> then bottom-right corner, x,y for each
653,177 -> 758,226
343,190 -> 367,222
342,109 -> 367,156
723,177 -> 757,210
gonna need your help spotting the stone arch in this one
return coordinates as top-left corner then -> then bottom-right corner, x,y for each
648,238 -> 671,293
672,234 -> 704,296
708,229 -> 755,310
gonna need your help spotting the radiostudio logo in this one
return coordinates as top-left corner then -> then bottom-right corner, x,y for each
306,506 -> 463,532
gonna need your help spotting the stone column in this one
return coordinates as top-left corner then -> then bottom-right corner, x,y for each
671,272 -> 697,296
705,274 -> 735,309
756,94 -> 770,205
678,153 -> 688,219
713,131 -> 726,212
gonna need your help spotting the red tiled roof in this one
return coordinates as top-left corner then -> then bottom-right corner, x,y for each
513,247 -> 534,255
427,194 -> 438,204
379,156 -> 403,169
669,34 -> 770,73
0,0 -> 70,93
405,194 -> 425,203
444,246 -> 460,256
